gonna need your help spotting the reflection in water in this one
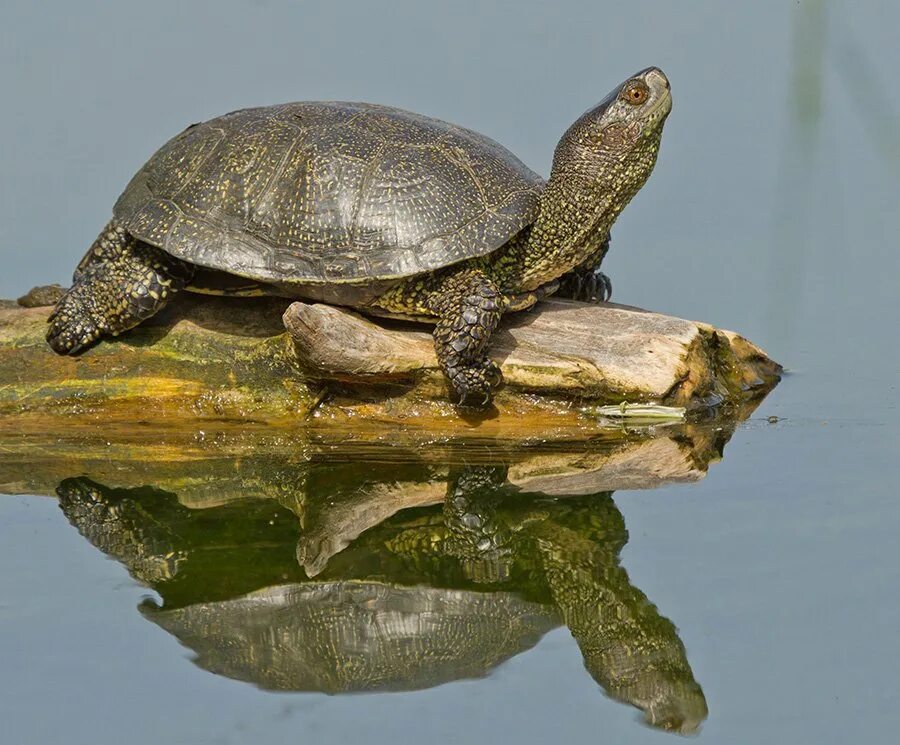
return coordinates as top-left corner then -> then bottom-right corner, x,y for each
54,427 -> 730,735
769,0 -> 827,342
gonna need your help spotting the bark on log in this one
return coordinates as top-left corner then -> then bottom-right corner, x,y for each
0,290 -> 780,437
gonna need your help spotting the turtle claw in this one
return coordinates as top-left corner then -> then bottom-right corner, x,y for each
454,385 -> 493,411
45,292 -> 104,355
46,328 -> 90,356
601,273 -> 613,302
457,390 -> 491,409
558,267 -> 613,304
451,359 -> 501,409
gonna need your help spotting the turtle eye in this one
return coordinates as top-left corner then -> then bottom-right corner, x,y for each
620,81 -> 650,106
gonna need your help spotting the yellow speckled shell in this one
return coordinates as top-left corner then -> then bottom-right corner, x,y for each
114,102 -> 543,299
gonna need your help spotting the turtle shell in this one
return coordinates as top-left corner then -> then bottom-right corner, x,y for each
113,102 -> 543,301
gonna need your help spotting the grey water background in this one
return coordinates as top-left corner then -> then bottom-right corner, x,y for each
0,1 -> 898,743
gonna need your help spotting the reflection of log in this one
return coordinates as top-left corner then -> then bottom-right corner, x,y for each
1,414 -> 736,589
0,420 -> 734,507
0,292 -> 780,434
506,434 -> 723,495
294,424 -> 735,574
296,480 -> 447,577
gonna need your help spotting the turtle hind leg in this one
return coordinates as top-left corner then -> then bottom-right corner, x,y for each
556,266 -> 613,303
428,268 -> 504,407
555,235 -> 613,303
47,226 -> 194,355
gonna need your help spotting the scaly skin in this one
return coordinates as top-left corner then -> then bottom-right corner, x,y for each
428,269 -> 505,406
56,477 -> 187,585
47,222 -> 193,354
376,68 -> 671,404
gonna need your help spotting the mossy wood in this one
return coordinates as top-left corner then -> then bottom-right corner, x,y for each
0,293 -> 780,436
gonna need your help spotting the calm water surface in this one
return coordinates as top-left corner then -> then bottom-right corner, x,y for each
1,1 -> 898,743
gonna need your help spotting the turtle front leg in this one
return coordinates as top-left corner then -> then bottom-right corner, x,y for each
47,223 -> 194,354
555,235 -> 613,303
428,268 -> 505,407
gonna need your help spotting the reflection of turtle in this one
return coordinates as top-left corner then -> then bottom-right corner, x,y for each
145,582 -> 556,693
58,463 -> 706,734
47,69 -> 671,405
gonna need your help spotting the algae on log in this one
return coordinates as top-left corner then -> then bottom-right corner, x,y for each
0,292 -> 780,435
0,295 -> 313,428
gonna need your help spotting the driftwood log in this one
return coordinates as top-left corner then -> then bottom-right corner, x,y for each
0,290 -> 780,438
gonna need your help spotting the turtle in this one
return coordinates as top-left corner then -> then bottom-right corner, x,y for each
46,67 -> 672,405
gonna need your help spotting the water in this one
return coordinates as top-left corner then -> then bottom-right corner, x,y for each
1,1 -> 898,743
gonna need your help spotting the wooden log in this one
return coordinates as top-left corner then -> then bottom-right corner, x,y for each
283,298 -> 781,406
0,289 -> 780,437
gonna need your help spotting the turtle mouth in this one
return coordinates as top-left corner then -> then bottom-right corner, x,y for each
650,83 -> 673,117
640,89 -> 672,133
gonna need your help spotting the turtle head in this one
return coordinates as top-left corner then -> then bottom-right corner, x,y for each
507,68 -> 672,291
550,67 -> 671,191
